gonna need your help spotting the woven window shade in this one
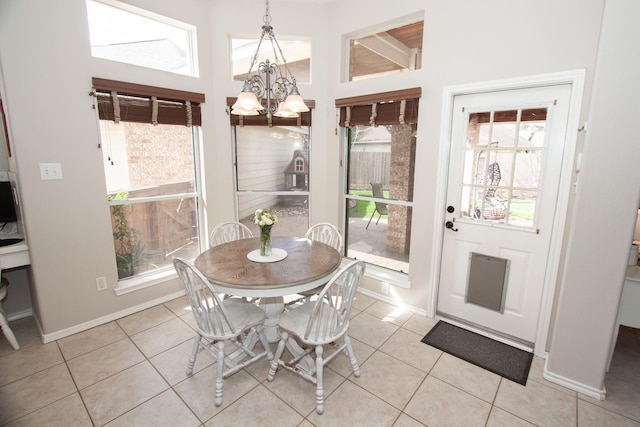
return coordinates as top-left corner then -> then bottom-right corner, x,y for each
92,78 -> 204,126
336,88 -> 421,127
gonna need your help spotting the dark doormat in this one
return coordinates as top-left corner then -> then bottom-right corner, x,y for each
421,320 -> 533,386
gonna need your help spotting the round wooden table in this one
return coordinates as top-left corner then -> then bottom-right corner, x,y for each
195,236 -> 342,346
195,236 -> 342,297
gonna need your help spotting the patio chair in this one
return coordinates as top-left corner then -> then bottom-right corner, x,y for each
267,260 -> 365,414
296,223 -> 343,302
173,258 -> 273,407
366,183 -> 388,229
209,221 -> 253,248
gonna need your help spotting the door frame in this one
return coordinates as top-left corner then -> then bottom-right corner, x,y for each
429,70 -> 586,356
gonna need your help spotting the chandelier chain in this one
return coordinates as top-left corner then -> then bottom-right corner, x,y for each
230,0 -> 309,120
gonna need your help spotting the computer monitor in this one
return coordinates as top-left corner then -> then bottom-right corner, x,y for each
0,181 -> 18,223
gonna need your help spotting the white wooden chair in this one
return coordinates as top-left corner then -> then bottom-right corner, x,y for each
209,221 -> 253,248
173,258 -> 273,407
0,271 -> 19,350
304,222 -> 343,252
296,223 -> 343,302
267,260 -> 365,414
209,221 -> 256,302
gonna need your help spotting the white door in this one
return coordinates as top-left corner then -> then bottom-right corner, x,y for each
437,84 -> 572,346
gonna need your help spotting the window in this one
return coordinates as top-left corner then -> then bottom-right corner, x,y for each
226,96 -> 314,238
232,125 -> 311,238
86,0 -> 199,77
337,89 -> 420,274
346,17 -> 423,82
230,36 -> 311,83
93,78 -> 204,283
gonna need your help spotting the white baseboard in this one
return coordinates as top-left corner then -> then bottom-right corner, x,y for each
40,288 -> 419,344
42,289 -> 186,343
543,359 -> 606,400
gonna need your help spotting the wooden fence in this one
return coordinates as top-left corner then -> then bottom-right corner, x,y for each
349,152 -> 390,190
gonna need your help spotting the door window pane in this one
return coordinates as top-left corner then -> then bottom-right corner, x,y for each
459,109 -> 547,228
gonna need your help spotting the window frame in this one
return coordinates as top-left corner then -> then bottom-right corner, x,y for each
337,88 -> 420,287
92,78 -> 205,294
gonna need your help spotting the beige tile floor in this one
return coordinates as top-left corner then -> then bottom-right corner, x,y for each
1,293 -> 639,426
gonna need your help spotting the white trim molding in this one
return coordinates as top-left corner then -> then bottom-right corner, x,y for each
543,360 -> 606,401
42,289 -> 186,343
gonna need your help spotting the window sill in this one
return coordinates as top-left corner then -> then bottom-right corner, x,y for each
342,259 -> 411,289
114,268 -> 178,296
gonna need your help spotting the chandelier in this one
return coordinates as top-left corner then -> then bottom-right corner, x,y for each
231,0 -> 309,120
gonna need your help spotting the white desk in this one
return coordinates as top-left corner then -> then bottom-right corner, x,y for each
607,265 -> 640,371
0,239 -> 30,270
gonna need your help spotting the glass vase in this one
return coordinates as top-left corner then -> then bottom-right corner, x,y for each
260,226 -> 272,256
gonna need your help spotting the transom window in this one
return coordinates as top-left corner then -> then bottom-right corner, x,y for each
230,36 -> 311,83
86,0 -> 199,77
346,16 -> 423,82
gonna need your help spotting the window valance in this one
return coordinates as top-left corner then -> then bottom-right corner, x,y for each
335,87 -> 421,127
92,78 -> 204,126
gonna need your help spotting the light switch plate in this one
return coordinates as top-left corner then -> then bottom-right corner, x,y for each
39,163 -> 63,180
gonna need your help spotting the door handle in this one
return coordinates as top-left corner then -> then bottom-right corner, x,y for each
445,221 -> 458,232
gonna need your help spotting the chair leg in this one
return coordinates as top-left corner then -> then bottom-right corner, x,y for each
315,344 -> 325,414
343,335 -> 360,377
0,304 -> 19,350
268,331 -> 288,381
366,210 -> 376,229
215,340 -> 225,406
185,336 -> 200,376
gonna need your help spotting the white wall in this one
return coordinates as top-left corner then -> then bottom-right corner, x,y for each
545,0 -> 640,395
0,0 -> 637,397
327,0 -> 604,319
0,0 -> 216,335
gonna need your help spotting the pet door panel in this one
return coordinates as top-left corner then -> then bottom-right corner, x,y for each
465,252 -> 510,313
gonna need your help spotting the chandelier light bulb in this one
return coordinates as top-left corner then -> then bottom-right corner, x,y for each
231,87 -> 263,112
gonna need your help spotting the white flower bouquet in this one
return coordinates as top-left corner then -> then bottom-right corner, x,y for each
254,208 -> 277,256
254,208 -> 278,228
